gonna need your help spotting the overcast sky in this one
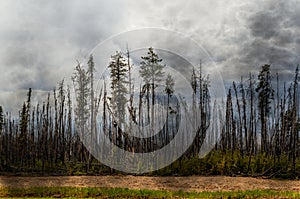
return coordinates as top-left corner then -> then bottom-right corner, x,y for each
0,0 -> 300,114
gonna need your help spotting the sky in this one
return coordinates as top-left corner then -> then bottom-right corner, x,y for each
0,0 -> 300,114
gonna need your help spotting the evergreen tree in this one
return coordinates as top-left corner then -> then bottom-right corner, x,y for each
72,63 -> 90,143
19,88 -> 32,166
165,74 -> 175,98
107,51 -> 128,148
165,74 -> 175,143
291,65 -> 299,173
140,47 -> 165,106
139,47 -> 165,141
87,54 -> 96,171
87,54 -> 96,137
108,51 -> 129,124
0,105 -> 3,133
256,64 -> 274,153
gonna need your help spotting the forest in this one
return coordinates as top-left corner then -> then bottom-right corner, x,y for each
0,47 -> 299,179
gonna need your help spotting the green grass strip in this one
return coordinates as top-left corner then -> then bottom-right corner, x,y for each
0,187 -> 299,198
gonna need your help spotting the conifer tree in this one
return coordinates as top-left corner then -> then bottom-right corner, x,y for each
165,74 -> 174,143
108,51 -> 128,124
256,64 -> 274,153
0,105 -> 3,133
139,47 -> 165,144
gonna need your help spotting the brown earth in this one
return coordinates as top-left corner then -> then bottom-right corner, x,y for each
0,176 -> 299,192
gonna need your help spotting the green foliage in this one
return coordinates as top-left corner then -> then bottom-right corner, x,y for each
0,187 -> 299,198
153,150 -> 300,178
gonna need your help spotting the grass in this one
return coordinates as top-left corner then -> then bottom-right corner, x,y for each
0,187 -> 299,198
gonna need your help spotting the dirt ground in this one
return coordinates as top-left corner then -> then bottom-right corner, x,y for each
0,176 -> 299,192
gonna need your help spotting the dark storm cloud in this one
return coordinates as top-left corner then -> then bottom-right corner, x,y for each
220,0 -> 300,84
247,1 -> 300,66
241,39 -> 297,67
249,11 -> 281,40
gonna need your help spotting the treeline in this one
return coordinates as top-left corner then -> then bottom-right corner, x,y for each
0,47 -> 299,178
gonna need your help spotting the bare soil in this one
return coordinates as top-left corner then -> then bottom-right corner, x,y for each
0,176 -> 299,192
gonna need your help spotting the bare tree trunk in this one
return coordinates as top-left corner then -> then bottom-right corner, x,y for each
233,81 -> 243,156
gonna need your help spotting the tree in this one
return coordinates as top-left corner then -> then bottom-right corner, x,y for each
233,81 -> 243,155
57,79 -> 66,164
18,88 -> 32,167
87,54 -> 96,171
108,51 -> 129,125
72,63 -> 90,163
291,65 -> 299,173
0,105 -> 3,165
165,74 -> 175,144
247,73 -> 256,172
66,86 -> 72,162
87,55 -> 96,140
139,47 -> 165,144
126,47 -> 136,127
225,88 -> 235,151
240,78 -> 248,151
140,47 -> 165,110
0,106 -> 3,133
191,68 -> 198,122
256,64 -> 274,153
107,51 -> 129,148
140,47 -> 165,98
72,63 -> 90,134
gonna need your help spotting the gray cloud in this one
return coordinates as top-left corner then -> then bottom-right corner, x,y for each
245,1 -> 300,69
0,0 -> 299,114
0,0 -> 126,114
218,0 -> 300,85
249,11 -> 281,40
